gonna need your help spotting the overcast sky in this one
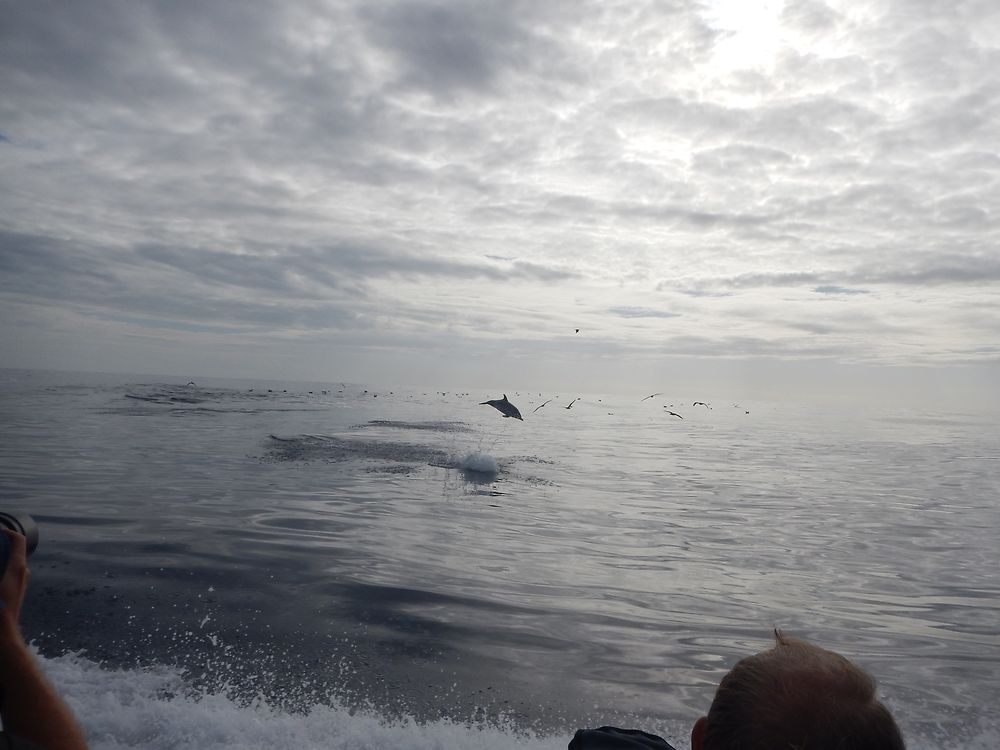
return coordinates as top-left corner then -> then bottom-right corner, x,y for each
2,0 -> 998,404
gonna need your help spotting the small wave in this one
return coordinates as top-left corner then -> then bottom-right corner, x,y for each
115,385 -> 326,415
366,464 -> 418,474
123,387 -> 211,405
124,394 -> 162,403
265,434 -> 449,466
358,420 -> 473,433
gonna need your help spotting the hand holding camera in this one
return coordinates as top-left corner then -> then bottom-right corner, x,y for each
0,512 -> 37,646
0,512 -> 38,574
0,512 -> 87,750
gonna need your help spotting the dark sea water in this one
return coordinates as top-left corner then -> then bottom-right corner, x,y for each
0,368 -> 997,749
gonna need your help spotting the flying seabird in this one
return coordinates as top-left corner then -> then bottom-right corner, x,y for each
532,398 -> 554,414
480,394 -> 523,420
641,393 -> 663,401
565,398 -> 578,409
664,410 -> 684,419
693,401 -> 710,408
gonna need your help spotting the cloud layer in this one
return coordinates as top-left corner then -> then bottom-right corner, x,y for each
1,0 -> 998,394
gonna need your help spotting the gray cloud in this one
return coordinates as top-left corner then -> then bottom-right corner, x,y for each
814,285 -> 870,295
851,255 -> 1000,286
0,230 -> 127,300
781,0 -> 842,33
0,227 -> 577,337
668,255 -> 1000,295
691,143 -> 797,176
653,333 -> 849,360
784,321 -> 838,335
136,244 -> 344,297
608,306 -> 680,319
360,1 -> 565,96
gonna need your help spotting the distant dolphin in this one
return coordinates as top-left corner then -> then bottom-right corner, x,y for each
480,394 -> 523,420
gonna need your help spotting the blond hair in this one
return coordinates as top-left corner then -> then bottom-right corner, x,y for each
704,630 -> 905,750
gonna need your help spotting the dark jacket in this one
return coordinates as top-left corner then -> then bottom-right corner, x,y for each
569,726 -> 678,750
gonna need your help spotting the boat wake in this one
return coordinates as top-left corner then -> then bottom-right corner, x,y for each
38,650 -> 565,750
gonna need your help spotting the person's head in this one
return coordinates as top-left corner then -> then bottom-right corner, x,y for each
691,630 -> 905,750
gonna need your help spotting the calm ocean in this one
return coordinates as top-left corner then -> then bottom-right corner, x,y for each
0,368 -> 997,749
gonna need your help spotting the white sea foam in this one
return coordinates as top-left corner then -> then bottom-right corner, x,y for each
39,652 -> 565,750
459,452 -> 498,474
36,651 -> 998,750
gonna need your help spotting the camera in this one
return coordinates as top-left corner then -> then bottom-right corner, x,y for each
0,511 -> 38,577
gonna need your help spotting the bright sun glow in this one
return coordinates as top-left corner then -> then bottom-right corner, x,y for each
703,0 -> 786,72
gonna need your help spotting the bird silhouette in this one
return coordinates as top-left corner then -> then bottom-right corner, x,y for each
532,398 -> 554,414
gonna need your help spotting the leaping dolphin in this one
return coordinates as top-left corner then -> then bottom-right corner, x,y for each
480,394 -> 523,420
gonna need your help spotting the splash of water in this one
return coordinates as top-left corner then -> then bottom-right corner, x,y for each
39,651 -> 566,750
459,452 -> 499,474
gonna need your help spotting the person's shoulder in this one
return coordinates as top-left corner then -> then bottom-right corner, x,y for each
568,726 -> 678,750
